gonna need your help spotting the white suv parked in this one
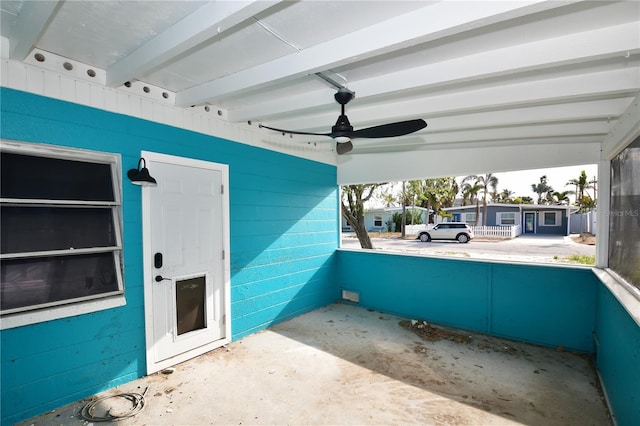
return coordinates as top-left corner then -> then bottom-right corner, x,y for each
416,222 -> 474,243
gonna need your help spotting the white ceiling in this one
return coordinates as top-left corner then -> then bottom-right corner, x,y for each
2,0 -> 639,178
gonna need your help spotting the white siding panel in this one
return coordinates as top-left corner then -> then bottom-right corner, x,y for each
1,60 -> 8,87
152,102 -> 163,123
129,96 -> 142,118
90,85 -> 105,109
7,61 -> 27,90
43,72 -> 61,98
1,59 -> 336,165
176,107 -> 188,130
59,76 -> 76,102
116,92 -> 130,115
26,67 -> 44,95
104,89 -> 118,112
75,81 -> 91,106
141,98 -> 153,120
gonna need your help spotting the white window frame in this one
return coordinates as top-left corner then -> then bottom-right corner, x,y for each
463,212 -> 476,223
0,140 -> 126,329
496,211 -> 517,226
540,210 -> 561,226
373,213 -> 383,227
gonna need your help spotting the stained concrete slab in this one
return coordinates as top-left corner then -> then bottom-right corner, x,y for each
20,303 -> 610,425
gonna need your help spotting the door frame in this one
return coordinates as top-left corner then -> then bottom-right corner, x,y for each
524,211 -> 536,234
141,151 -> 231,374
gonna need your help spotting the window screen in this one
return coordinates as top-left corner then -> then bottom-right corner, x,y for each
1,153 -> 114,201
609,137 -> 640,289
498,212 -> 516,225
0,145 -> 123,315
543,212 -> 557,225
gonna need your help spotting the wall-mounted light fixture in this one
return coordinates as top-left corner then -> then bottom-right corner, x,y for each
127,157 -> 157,186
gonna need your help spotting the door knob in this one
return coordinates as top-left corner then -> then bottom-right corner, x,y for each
155,275 -> 171,282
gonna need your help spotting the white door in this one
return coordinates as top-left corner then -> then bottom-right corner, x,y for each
142,152 -> 230,374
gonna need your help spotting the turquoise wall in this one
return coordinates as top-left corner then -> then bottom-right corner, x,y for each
595,285 -> 640,426
0,88 -> 339,424
338,249 -> 640,423
337,250 -> 597,352
2,88 -> 638,425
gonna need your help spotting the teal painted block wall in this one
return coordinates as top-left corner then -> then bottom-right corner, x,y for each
337,250 -> 597,352
0,88 -> 339,424
338,249 -> 640,423
595,285 -> 640,426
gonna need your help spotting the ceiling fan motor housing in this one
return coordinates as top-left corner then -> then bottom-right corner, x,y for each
334,88 -> 355,105
331,114 -> 354,142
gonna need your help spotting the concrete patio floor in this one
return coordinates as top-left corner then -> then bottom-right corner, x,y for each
21,303 -> 610,425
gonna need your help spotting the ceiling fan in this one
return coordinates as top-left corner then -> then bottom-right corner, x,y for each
259,88 -> 427,154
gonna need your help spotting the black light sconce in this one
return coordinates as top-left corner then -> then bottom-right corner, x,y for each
127,158 -> 157,186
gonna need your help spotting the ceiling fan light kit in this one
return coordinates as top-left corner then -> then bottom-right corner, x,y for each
259,88 -> 427,154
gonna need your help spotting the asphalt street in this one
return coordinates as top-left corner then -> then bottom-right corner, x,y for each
341,234 -> 596,265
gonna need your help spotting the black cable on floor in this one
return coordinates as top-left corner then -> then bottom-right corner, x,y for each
79,387 -> 148,422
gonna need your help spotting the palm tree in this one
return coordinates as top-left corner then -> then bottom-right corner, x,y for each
462,173 -> 498,226
567,170 -> 596,212
461,181 -> 481,224
532,175 -> 553,204
409,178 -> 459,223
498,188 -> 514,204
551,190 -> 574,205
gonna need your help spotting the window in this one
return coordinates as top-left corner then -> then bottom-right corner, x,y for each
609,136 -> 640,289
463,212 -> 476,223
1,142 -> 124,317
497,212 -> 516,225
374,214 -> 383,227
541,211 -> 560,226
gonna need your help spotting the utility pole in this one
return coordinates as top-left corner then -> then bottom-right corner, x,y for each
401,181 -> 406,238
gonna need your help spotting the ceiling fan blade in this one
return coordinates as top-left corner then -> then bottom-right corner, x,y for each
350,119 -> 427,139
258,124 -> 331,137
336,141 -> 353,155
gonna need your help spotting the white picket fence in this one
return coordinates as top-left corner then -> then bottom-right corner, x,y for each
401,224 -> 521,239
404,224 -> 428,235
471,225 -> 521,239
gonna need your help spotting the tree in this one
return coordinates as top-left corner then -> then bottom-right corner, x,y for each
400,181 -> 408,237
567,170 -> 597,212
461,181 -> 482,223
409,178 -> 458,223
462,173 -> 498,226
581,195 -> 597,211
551,190 -> 574,205
392,210 -> 423,233
497,188 -> 515,204
512,195 -> 534,204
531,175 -> 553,204
341,184 -> 381,249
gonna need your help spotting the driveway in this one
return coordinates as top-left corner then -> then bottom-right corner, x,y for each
341,234 -> 596,265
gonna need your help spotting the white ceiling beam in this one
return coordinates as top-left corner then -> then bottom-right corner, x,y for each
349,135 -> 605,156
106,1 -> 283,87
229,22 -> 639,122
337,142 -> 602,185
601,92 -> 640,159
353,121 -> 611,148
266,68 -> 640,131
420,99 -> 633,132
176,0 -> 574,106
9,0 -> 60,60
